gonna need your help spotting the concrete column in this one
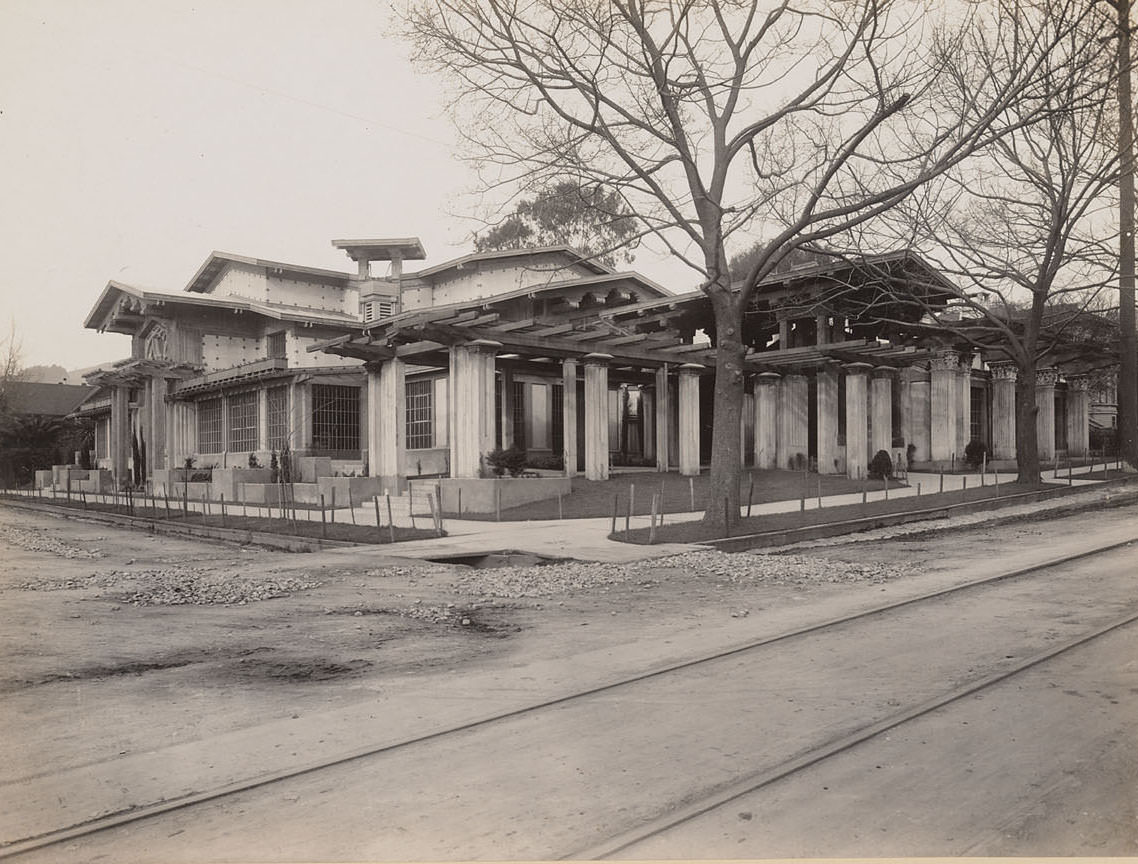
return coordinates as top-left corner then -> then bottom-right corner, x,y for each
677,363 -> 702,476
290,382 -> 312,452
908,366 -> 932,464
930,350 -> 959,463
500,365 -> 515,449
816,364 -> 840,474
778,318 -> 790,349
898,367 -> 912,452
871,367 -> 894,457
1067,375 -> 1091,458
149,377 -> 168,476
989,362 -> 1017,460
957,355 -> 973,454
754,372 -> 779,469
777,372 -> 808,470
562,359 -> 578,477
844,363 -> 872,479
111,385 -> 130,489
641,387 -> 656,463
654,365 -> 671,472
366,358 -> 407,486
450,341 -> 499,479
1036,367 -> 1059,462
583,353 -> 612,480
257,388 -> 269,452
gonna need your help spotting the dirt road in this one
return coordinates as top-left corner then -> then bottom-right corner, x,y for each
1,498 -> 1136,860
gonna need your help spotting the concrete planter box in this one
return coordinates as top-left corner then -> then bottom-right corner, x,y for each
295,456 -> 332,483
77,470 -> 114,494
317,476 -> 383,507
423,477 -> 572,514
212,468 -> 273,500
233,483 -> 285,506
34,470 -> 54,489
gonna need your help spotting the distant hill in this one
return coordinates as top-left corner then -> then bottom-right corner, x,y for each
16,364 -> 70,384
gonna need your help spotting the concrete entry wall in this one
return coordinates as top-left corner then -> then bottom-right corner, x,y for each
425,477 -> 572,514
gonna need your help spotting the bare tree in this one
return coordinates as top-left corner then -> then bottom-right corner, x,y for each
405,0 -> 1102,525
821,1 -> 1120,483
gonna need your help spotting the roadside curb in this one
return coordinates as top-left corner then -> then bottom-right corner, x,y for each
699,477 -> 1138,552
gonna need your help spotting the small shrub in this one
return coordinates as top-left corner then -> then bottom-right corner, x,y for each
183,456 -> 195,470
248,453 -> 261,469
964,439 -> 988,468
789,452 -> 807,471
868,449 -> 893,480
189,471 -> 212,483
906,443 -> 917,469
269,451 -> 279,484
486,445 -> 528,477
526,453 -> 564,471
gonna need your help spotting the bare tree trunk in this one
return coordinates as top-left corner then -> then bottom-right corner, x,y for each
703,290 -> 746,528
1117,0 -> 1138,467
1014,369 -> 1041,485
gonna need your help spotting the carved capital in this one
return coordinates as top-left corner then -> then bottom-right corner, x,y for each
1035,367 -> 1059,388
842,362 -> 874,377
754,371 -> 781,387
872,365 -> 895,380
583,352 -> 613,367
1067,374 -> 1091,392
989,361 -> 1018,382
929,350 -> 960,372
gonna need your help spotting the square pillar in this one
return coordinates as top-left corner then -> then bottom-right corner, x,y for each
1036,367 -> 1058,462
654,365 -> 671,472
677,363 -> 702,476
754,372 -> 780,469
500,365 -> 515,449
257,388 -> 270,452
584,353 -> 612,480
957,355 -> 973,455
816,364 -> 840,474
777,373 -> 808,470
871,367 -> 894,457
562,359 -> 579,477
111,385 -> 130,489
148,377 -> 168,476
367,358 -> 406,487
844,363 -> 872,479
990,362 -> 1017,460
1067,375 -> 1090,457
908,366 -> 932,463
290,382 -> 312,452
641,387 -> 656,463
930,350 -> 958,463
450,341 -> 499,478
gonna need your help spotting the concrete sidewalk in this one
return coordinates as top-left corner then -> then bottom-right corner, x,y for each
14,462 -> 1132,564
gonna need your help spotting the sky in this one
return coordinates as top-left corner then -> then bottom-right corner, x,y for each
0,0 -> 695,375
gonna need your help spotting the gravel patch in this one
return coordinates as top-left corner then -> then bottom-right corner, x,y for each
15,566 -> 323,606
0,525 -> 103,559
450,549 -> 914,599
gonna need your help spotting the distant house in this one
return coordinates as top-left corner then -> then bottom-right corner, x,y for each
0,380 -> 96,486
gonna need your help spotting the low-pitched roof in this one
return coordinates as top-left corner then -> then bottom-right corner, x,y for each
84,280 -> 359,334
2,381 -> 96,416
184,251 -> 351,295
409,245 -> 613,279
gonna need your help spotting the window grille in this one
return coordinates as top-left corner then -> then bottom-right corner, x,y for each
511,380 -> 526,449
970,386 -> 984,444
311,385 -> 360,454
551,383 -> 564,454
406,379 -> 434,450
197,398 -> 223,453
266,332 -> 286,359
227,391 -> 258,451
267,386 -> 289,450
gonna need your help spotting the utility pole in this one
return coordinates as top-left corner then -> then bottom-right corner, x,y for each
1117,0 -> 1138,467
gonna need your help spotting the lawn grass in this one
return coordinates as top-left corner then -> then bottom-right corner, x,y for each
0,492 -> 439,545
620,480 -> 1066,545
454,469 -> 895,521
